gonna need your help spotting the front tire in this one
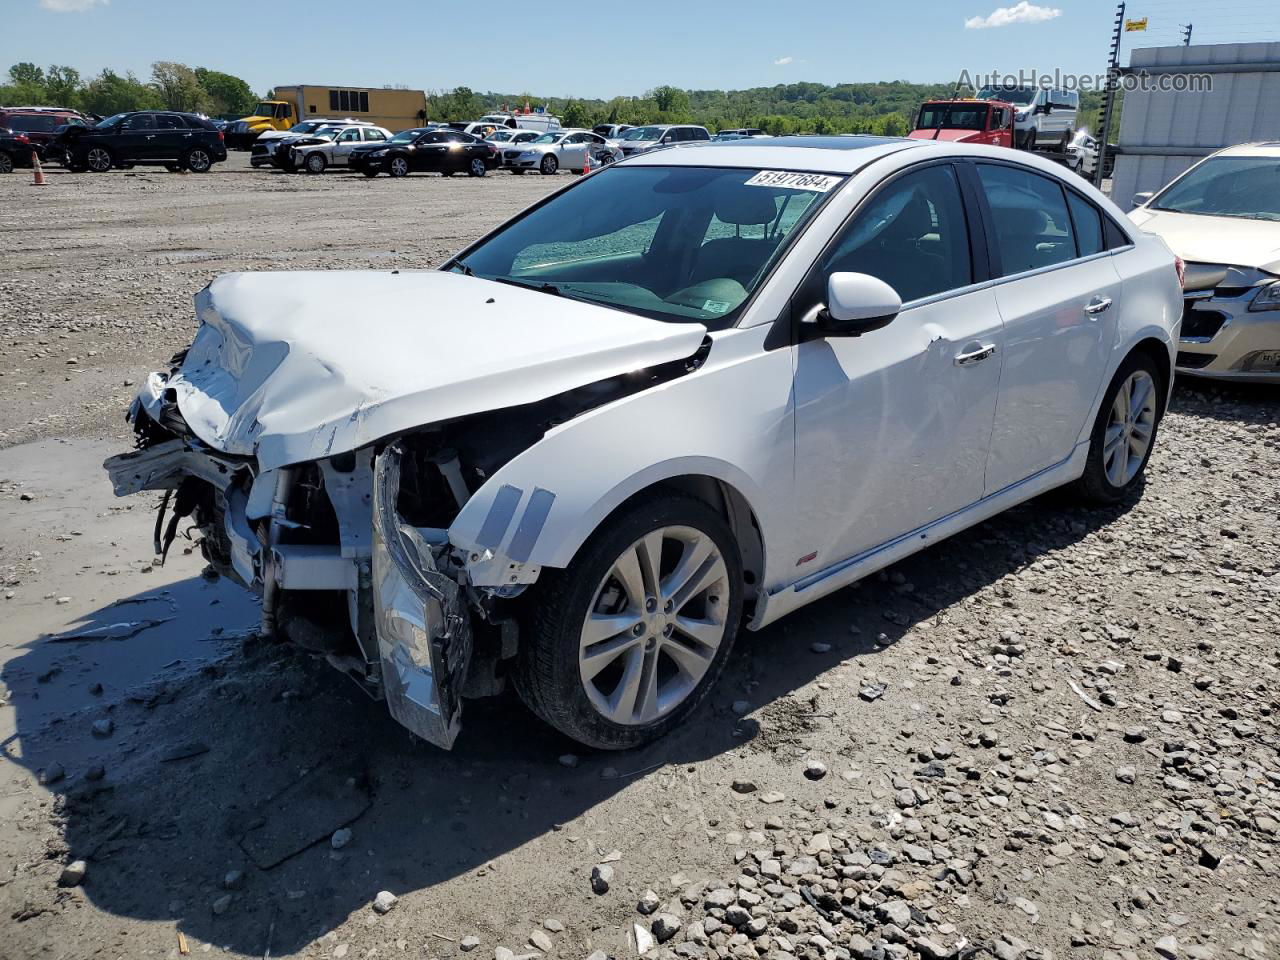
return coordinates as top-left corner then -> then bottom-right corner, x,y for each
0,151 -> 13,174
304,152 -> 327,174
515,495 -> 743,750
1071,352 -> 1163,504
388,156 -> 409,177
539,154 -> 558,175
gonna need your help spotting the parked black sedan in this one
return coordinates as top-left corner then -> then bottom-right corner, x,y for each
0,129 -> 36,174
349,128 -> 498,178
51,111 -> 228,173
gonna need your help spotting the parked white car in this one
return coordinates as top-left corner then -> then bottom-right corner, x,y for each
617,124 -> 712,157
977,84 -> 1079,151
501,129 -> 621,175
286,124 -> 393,173
1129,142 -> 1280,382
250,118 -> 373,167
106,137 -> 1180,750
485,128 -> 543,151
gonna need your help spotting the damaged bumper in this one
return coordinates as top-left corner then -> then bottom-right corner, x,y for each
104,399 -> 478,750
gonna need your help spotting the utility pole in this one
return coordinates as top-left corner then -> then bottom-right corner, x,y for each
1094,1 -> 1125,189
1181,23 -> 1193,45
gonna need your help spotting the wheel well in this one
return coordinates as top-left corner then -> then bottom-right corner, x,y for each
1130,337 -> 1173,413
598,475 -> 766,618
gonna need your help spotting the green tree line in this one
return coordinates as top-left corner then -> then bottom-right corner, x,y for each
4,61 -> 1113,137
1,61 -> 258,118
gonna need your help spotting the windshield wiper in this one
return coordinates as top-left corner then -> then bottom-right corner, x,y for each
445,259 -> 475,276
489,275 -> 564,297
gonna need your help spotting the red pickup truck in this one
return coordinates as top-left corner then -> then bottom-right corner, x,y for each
908,99 -> 1015,148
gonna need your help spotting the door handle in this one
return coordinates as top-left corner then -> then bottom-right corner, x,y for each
144,135 -> 155,140
954,344 -> 997,366
1084,296 -> 1113,316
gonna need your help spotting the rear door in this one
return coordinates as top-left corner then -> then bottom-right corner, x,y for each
154,114 -> 190,159
974,162 -> 1123,492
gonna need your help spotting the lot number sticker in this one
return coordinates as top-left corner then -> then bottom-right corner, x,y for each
745,171 -> 842,192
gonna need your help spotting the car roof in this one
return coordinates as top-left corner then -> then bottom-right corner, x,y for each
623,135 -> 922,172
1214,142 -> 1280,157
620,136 -> 1103,177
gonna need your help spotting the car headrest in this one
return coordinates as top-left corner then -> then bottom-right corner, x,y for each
714,187 -> 779,226
999,205 -> 1050,235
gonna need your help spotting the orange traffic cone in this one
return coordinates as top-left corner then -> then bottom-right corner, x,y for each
31,150 -> 46,187
582,149 -> 594,176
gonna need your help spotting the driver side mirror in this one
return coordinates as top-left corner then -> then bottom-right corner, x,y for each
806,273 -> 902,338
1039,103 -> 1052,115
1132,191 -> 1154,207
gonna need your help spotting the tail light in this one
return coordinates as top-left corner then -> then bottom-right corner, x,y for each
15,133 -> 29,144
218,130 -> 225,141
1174,255 -> 1186,289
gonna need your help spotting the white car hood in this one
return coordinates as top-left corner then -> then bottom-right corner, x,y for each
1128,207 -> 1280,273
169,271 -> 707,471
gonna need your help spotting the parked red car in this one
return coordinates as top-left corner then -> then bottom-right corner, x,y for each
0,107 -> 90,157
908,100 -> 1014,148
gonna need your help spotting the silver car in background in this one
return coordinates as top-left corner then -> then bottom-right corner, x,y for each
616,124 -> 711,157
1129,143 -> 1280,382
502,129 -> 620,175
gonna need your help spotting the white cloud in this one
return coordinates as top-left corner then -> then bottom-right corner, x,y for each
774,56 -> 794,66
39,0 -> 109,11
964,2 -> 1060,29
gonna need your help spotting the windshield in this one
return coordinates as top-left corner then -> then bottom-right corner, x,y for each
488,130 -> 515,141
531,133 -> 563,144
253,102 -> 277,117
623,126 -> 664,141
916,103 -> 988,131
451,166 -> 837,328
288,122 -> 321,133
1152,156 -> 1280,221
976,85 -> 1036,106
310,126 -> 342,140
94,113 -> 127,129
385,129 -> 424,143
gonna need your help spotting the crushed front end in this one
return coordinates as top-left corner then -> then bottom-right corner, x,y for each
104,380 -> 481,749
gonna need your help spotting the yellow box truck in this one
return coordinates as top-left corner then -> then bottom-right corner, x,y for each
225,86 -> 429,148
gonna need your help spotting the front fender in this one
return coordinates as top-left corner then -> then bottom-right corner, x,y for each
446,326 -> 798,591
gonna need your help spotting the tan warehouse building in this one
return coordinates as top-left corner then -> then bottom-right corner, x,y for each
271,85 -> 428,131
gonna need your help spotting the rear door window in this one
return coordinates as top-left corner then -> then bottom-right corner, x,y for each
1065,191 -> 1104,257
976,163 -> 1076,275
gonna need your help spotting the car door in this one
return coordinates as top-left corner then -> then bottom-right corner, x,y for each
117,113 -> 156,161
154,114 -> 190,159
974,161 -> 1123,493
559,132 -> 588,169
358,127 -> 387,165
791,160 -> 1005,568
412,131 -> 449,171
331,127 -> 362,165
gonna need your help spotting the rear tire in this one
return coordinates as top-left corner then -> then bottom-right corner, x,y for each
514,494 -> 743,750
468,157 -> 486,177
1024,128 -> 1037,152
183,148 -> 213,173
1070,351 -> 1164,504
84,146 -> 113,172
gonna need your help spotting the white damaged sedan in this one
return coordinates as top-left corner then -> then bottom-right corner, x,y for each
107,136 -> 1182,750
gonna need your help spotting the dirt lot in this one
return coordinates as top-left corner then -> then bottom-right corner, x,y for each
1,154 -> 1278,960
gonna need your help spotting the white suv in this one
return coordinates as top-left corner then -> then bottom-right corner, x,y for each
106,137 -> 1180,750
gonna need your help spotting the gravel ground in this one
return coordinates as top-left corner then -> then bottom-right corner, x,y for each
1,153 -> 1278,960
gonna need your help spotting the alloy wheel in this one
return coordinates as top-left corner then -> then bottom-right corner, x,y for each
390,157 -> 408,177
470,157 -> 486,176
187,150 -> 211,172
86,147 -> 111,172
0,152 -> 12,174
578,525 -> 729,725
1103,370 -> 1156,487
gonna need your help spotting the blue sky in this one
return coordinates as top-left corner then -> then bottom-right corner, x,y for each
3,0 -> 1252,99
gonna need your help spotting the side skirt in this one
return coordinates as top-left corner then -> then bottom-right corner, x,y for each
749,443 -> 1089,630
